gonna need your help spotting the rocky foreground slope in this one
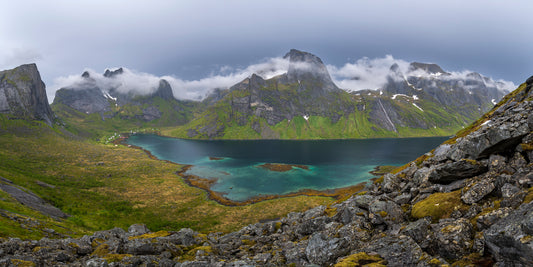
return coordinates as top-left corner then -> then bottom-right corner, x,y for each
1,77 -> 533,266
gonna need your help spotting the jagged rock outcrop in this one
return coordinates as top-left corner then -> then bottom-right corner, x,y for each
0,64 -> 54,125
408,62 -> 449,74
52,69 -> 192,124
284,49 -> 338,92
372,61 -> 506,132
53,86 -> 111,115
0,177 -> 68,220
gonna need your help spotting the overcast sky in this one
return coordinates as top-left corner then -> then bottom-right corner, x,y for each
1,0 -> 531,101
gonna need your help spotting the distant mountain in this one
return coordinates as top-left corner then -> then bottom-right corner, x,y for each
169,49 -> 506,139
51,49 -> 509,139
52,68 -> 197,131
0,64 -> 54,125
365,61 -> 506,132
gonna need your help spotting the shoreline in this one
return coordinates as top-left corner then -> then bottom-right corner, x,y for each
177,165 -> 366,206
118,133 -> 368,206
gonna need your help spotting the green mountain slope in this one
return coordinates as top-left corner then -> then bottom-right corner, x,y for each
164,49 -> 501,139
165,78 -> 485,140
51,50 -> 505,141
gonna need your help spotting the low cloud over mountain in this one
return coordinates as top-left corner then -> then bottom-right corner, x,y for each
327,55 -> 516,92
51,54 -> 516,102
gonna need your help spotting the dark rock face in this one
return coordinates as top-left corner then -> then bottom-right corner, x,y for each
53,86 -> 111,115
152,79 -> 174,100
0,64 -> 54,125
0,177 -> 68,219
485,202 -> 533,265
52,68 -> 191,124
103,67 -> 124,78
284,49 -> 338,92
428,159 -> 488,184
408,62 -> 449,74
380,62 -> 506,132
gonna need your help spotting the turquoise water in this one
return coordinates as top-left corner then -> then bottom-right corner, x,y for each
125,135 -> 448,201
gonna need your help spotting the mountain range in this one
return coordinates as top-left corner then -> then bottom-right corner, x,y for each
50,49 -> 508,139
1,58 -> 533,266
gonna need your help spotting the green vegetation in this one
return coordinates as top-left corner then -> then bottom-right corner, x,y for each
0,115 -> 333,239
164,83 -> 476,140
51,96 -> 197,140
334,252 -> 387,267
411,190 -> 469,222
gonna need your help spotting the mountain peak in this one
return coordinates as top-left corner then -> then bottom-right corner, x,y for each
81,71 -> 91,78
103,67 -> 124,78
151,79 -> 175,100
408,62 -> 448,75
283,49 -> 337,91
0,63 -> 54,125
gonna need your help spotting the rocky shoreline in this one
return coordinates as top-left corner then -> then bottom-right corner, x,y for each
178,165 -> 365,207
3,77 -> 531,266
121,135 -> 367,207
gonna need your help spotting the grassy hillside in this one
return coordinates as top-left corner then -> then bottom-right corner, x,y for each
164,89 -> 479,140
51,96 -> 198,140
0,115 -> 333,239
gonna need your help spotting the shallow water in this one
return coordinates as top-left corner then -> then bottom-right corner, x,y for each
126,135 -> 448,201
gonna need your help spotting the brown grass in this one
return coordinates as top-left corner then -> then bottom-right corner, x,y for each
256,163 -> 310,172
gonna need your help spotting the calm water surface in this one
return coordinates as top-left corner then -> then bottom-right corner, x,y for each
126,135 -> 448,201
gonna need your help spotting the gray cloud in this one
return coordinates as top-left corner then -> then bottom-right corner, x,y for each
1,0 -> 531,103
51,57 -> 291,101
53,55 -> 515,101
328,56 -> 516,92
0,47 -> 42,68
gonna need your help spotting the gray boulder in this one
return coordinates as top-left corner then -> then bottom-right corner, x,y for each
305,232 -> 349,266
485,202 -> 533,266
362,235 -> 428,266
461,178 -> 496,204
428,159 -> 488,184
431,218 -> 474,260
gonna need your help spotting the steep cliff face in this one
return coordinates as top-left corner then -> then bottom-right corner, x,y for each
52,69 -> 195,126
284,48 -> 338,92
366,62 -> 507,132
0,64 -> 54,125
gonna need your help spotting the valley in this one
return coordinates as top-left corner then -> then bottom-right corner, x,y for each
0,53 -> 531,265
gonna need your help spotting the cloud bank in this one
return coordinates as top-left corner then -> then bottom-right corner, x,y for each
52,55 -> 516,102
327,56 -> 516,92
51,57 -> 290,101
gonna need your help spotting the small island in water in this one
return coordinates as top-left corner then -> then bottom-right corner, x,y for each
257,163 -> 310,172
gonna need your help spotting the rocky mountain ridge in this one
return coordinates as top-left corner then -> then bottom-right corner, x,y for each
50,50 -> 508,139
174,49 -> 506,139
1,76 -> 533,266
53,69 -> 179,121
51,68 -> 197,135
0,64 -> 54,125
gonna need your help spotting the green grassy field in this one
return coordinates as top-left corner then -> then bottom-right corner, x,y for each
0,115 -> 332,239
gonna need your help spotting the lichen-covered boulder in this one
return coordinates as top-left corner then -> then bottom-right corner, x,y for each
485,202 -> 533,266
305,232 -> 349,266
430,218 -> 474,260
